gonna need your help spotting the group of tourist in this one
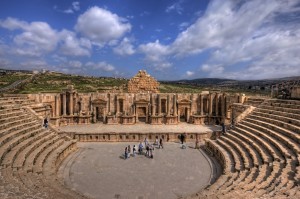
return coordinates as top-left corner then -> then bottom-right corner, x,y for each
124,137 -> 164,159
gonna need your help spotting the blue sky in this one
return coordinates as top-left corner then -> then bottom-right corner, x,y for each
0,0 -> 300,80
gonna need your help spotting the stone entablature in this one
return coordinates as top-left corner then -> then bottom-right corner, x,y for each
27,88 -> 245,126
128,70 -> 160,93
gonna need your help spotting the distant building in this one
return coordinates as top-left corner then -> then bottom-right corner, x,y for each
128,70 -> 160,93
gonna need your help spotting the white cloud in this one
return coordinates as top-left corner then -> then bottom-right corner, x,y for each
0,17 -> 92,57
113,37 -> 135,56
20,60 -> 48,70
59,30 -> 91,56
140,0 -> 300,79
166,1 -> 183,14
0,18 -> 59,56
178,22 -> 189,30
54,2 -> 80,14
72,2 -> 80,11
64,9 -> 74,14
0,17 -> 27,30
139,40 -> 169,62
85,61 -> 115,72
186,71 -> 194,77
68,60 -> 82,68
75,6 -> 131,45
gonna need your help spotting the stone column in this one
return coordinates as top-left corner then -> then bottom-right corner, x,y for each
55,95 -> 60,117
93,107 -> 96,122
187,107 -> 190,122
146,106 -> 148,123
152,94 -> 156,116
69,92 -> 73,115
89,96 -> 92,113
167,94 -> 171,116
200,94 -> 203,115
158,95 -> 161,115
116,97 -> 119,114
173,94 -> 177,116
215,93 -> 219,116
135,105 -> 138,122
209,93 -> 213,116
63,93 -> 67,115
206,95 -> 209,115
221,94 -> 225,117
107,93 -> 110,113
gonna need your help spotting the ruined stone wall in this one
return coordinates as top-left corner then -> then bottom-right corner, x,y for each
27,90 -> 241,126
128,70 -> 160,93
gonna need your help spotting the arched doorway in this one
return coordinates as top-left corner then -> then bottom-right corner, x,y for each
96,106 -> 105,122
177,99 -> 191,123
92,99 -> 107,123
179,107 -> 188,122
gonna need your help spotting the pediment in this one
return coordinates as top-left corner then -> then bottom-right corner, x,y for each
178,99 -> 191,104
135,99 -> 149,104
92,99 -> 107,105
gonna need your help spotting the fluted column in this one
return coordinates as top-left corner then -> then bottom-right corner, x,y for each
173,94 -> 177,116
63,93 -> 66,115
200,94 -> 203,115
215,93 -> 219,116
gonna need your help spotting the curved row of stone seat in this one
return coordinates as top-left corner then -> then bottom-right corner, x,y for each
195,99 -> 300,199
0,96 -> 36,108
244,97 -> 266,107
0,97 -> 86,199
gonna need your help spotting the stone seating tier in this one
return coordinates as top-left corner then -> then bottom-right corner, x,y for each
220,135 -> 253,169
236,123 -> 286,163
198,99 -> 300,198
241,121 -> 298,161
0,97 -> 84,199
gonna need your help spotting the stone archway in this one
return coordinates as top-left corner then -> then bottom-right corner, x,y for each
179,107 -> 188,122
177,99 -> 191,123
92,99 -> 107,123
135,99 -> 149,123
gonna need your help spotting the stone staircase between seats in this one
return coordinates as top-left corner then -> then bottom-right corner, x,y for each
0,96 -> 86,199
189,99 -> 300,199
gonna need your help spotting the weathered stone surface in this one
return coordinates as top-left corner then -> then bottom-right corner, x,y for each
128,70 -> 160,93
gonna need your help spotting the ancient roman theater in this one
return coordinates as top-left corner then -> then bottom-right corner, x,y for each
0,70 -> 300,199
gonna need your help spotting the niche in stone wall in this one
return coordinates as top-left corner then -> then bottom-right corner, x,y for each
119,99 -> 124,113
161,99 -> 166,114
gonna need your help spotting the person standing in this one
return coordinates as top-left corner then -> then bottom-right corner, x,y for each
221,122 -> 226,135
180,134 -> 184,144
146,144 -> 150,157
138,142 -> 143,154
128,145 -> 131,157
159,138 -> 163,149
144,137 -> 148,147
124,147 -> 128,159
150,146 -> 153,159
133,145 -> 136,157
195,137 -> 200,149
43,118 -> 48,129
